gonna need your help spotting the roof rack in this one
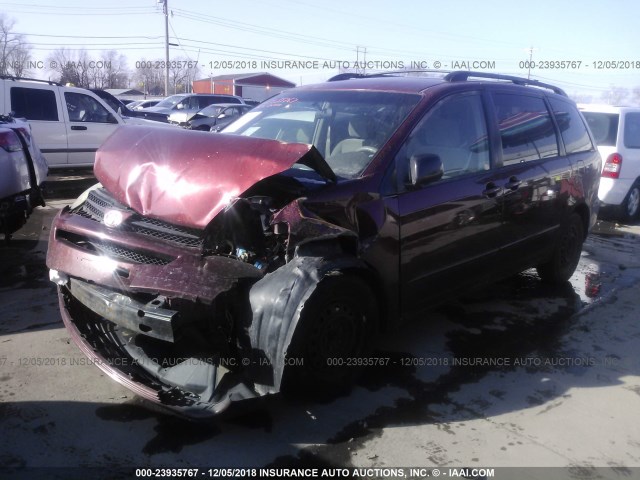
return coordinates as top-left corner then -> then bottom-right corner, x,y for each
327,73 -> 366,81
444,71 -> 567,96
0,75 -> 62,86
327,69 -> 567,97
328,70 -> 450,82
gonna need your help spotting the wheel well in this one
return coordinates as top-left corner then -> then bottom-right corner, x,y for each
337,266 -> 386,334
572,203 -> 590,240
295,240 -> 388,333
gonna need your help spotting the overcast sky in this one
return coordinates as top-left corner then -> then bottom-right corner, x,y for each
3,0 -> 640,101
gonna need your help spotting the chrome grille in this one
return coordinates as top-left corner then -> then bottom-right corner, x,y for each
77,188 -> 124,222
92,240 -> 171,266
57,230 -> 172,266
73,188 -> 204,248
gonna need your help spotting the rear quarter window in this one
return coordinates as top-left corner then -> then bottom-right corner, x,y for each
549,98 -> 593,153
623,112 -> 640,149
581,111 -> 619,147
217,96 -> 242,104
10,87 -> 59,121
492,93 -> 559,165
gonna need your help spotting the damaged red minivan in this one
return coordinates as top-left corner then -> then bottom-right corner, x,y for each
47,71 -> 601,418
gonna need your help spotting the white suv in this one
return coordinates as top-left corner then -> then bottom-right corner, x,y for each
1,76 -> 173,169
580,105 -> 640,221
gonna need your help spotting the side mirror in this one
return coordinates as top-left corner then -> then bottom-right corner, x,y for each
409,153 -> 443,187
217,113 -> 227,119
176,103 -> 184,110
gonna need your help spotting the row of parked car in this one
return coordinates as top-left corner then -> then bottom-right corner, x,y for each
115,92 -> 258,130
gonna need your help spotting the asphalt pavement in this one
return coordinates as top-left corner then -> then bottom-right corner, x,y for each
1,175 -> 640,479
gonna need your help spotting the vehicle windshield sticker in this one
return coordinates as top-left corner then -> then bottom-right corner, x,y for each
264,97 -> 299,108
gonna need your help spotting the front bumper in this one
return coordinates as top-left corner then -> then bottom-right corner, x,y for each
57,282 -> 259,418
46,190 -> 266,417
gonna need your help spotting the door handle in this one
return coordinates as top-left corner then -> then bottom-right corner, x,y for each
504,176 -> 521,190
482,182 -> 502,198
71,126 -> 87,130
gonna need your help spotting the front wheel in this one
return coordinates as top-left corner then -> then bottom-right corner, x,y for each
282,275 -> 378,394
537,213 -> 584,283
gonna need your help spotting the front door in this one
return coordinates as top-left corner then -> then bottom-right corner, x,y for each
63,91 -> 119,167
395,92 -> 506,313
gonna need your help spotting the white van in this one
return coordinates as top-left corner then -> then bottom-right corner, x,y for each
0,76 -> 173,169
580,105 -> 640,220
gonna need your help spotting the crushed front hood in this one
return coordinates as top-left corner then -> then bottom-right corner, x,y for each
94,126 -> 318,229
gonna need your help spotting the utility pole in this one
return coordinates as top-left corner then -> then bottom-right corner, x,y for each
162,0 -> 170,96
527,46 -> 536,80
356,46 -> 367,75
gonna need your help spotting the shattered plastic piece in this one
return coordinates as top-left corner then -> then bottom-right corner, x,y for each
585,272 -> 602,298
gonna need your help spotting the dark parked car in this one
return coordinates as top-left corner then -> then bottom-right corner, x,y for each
175,103 -> 253,131
47,71 -> 601,418
89,89 -> 140,118
139,93 -> 244,123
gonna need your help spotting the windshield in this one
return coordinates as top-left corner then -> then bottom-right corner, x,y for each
155,95 -> 188,109
199,105 -> 225,117
224,90 -> 420,179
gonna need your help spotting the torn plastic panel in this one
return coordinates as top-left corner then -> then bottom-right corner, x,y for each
58,287 -> 259,418
246,254 -> 370,395
271,199 -> 359,261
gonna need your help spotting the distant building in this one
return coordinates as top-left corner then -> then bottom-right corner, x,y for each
192,73 -> 295,102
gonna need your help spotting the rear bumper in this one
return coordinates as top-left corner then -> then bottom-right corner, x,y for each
598,177 -> 634,206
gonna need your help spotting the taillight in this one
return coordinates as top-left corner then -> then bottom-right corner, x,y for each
602,153 -> 622,179
14,126 -> 31,143
0,130 -> 23,152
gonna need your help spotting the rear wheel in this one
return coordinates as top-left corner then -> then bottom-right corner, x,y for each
537,213 -> 584,283
282,275 -> 378,394
621,184 -> 640,221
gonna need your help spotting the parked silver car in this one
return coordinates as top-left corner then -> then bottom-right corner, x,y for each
0,114 -> 48,242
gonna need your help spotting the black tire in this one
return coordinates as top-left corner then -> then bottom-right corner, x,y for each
620,184 -> 640,222
282,275 -> 378,394
537,213 -> 584,283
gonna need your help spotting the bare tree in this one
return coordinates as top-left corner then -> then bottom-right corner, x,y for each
570,93 -> 594,105
601,86 -> 629,106
169,57 -> 192,94
0,14 -> 32,77
131,57 -> 199,95
47,48 -> 82,86
133,59 -> 165,96
90,50 -> 128,89
631,87 -> 640,107
47,48 -> 129,89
